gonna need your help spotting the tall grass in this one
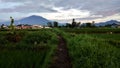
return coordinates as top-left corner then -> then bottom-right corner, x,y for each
60,28 -> 120,34
90,34 -> 120,40
63,33 -> 120,68
0,29 -> 58,68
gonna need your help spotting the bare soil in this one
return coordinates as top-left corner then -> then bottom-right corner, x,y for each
49,35 -> 72,68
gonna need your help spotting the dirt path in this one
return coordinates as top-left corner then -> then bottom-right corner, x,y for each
49,35 -> 72,68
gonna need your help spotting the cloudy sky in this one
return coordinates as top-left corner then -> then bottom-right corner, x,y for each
0,0 -> 120,23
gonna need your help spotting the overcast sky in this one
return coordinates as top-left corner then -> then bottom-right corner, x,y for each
0,0 -> 120,23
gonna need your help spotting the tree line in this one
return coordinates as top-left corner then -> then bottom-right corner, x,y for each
1,17 -> 96,29
47,18 -> 96,28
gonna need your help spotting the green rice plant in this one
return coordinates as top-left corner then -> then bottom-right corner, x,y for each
63,32 -> 120,68
90,34 -> 120,40
23,31 -> 52,44
0,49 -> 48,68
0,35 -> 8,45
60,28 -> 120,34
0,29 -> 58,68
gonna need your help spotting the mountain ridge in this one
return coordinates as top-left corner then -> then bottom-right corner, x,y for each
0,15 -> 120,26
0,15 -> 51,25
17,15 -> 51,25
95,20 -> 120,26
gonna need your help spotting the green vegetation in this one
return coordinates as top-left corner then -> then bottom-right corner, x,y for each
0,29 -> 58,68
0,28 -> 120,68
60,28 -> 120,34
65,34 -> 120,68
90,34 -> 120,40
10,16 -> 14,30
61,28 -> 120,68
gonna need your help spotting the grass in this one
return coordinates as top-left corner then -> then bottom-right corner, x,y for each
90,34 -> 120,40
0,49 -> 47,68
0,28 -> 120,68
63,31 -> 120,68
0,29 -> 58,68
89,34 -> 120,48
60,28 -> 120,34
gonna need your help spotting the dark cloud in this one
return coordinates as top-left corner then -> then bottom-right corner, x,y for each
1,0 -> 120,15
54,0 -> 120,16
0,4 -> 57,13
0,0 -> 58,13
0,0 -> 120,21
1,0 -> 29,2
76,17 -> 103,21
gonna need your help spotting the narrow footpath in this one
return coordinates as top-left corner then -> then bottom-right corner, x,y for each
49,35 -> 72,68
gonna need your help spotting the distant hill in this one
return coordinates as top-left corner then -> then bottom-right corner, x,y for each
0,15 -> 51,25
95,20 -> 120,26
17,15 -> 51,25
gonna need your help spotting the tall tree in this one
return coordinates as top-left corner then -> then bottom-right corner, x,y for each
76,22 -> 81,27
1,24 -> 4,29
86,22 -> 92,27
47,22 -> 52,27
72,19 -> 76,28
10,16 -> 14,30
53,21 -> 58,27
92,21 -> 95,27
66,23 -> 71,28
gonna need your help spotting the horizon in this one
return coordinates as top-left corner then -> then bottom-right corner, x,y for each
0,0 -> 120,23
0,15 -> 120,25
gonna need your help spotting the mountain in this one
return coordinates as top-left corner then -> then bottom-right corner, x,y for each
17,15 -> 51,25
0,15 -> 51,25
95,20 -> 120,26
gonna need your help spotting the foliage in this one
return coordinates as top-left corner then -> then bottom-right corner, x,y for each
5,31 -> 25,43
62,31 -> 120,68
0,29 -> 58,68
86,23 -> 92,27
53,21 -> 58,27
10,16 -> 14,30
60,28 -> 120,34
47,22 -> 52,27
72,19 -> 77,28
1,24 -> 5,29
0,28 -> 120,68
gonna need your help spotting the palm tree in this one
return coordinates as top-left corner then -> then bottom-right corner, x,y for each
10,16 -> 14,30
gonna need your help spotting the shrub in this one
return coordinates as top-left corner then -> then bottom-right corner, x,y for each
5,31 -> 25,43
23,31 -> 52,44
